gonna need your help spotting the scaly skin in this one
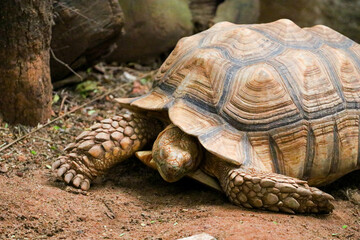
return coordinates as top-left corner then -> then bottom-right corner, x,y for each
53,117 -> 335,214
222,168 -> 334,214
154,126 -> 335,214
52,112 -> 163,190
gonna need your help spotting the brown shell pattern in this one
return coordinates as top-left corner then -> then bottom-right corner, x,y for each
118,19 -> 360,183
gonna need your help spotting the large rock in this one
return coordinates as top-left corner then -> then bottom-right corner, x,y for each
106,0 -> 193,63
259,0 -> 360,43
51,0 -> 124,81
189,0 -> 219,32
213,0 -> 260,24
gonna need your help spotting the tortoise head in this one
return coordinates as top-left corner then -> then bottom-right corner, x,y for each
152,124 -> 202,182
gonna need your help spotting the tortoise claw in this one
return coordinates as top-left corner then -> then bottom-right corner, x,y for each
52,160 -> 62,170
64,172 -> 74,183
57,164 -> 70,177
52,157 -> 91,190
64,170 -> 76,184
72,175 -> 84,187
80,179 -> 90,191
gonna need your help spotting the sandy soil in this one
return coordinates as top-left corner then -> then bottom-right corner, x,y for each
0,65 -> 359,240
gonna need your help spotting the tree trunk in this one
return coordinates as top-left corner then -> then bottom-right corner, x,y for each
0,0 -> 53,126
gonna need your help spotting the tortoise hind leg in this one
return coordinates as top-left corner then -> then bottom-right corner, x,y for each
222,167 -> 334,214
52,112 -> 163,190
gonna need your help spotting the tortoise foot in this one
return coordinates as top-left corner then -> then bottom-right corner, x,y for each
52,156 -> 91,190
52,112 -> 163,190
224,168 -> 334,214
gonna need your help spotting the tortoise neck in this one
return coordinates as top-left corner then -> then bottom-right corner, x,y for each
202,152 -> 235,179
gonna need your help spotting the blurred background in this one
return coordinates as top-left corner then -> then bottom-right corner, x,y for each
51,0 -> 360,81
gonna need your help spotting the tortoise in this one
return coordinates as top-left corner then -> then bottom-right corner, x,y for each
52,19 -> 360,214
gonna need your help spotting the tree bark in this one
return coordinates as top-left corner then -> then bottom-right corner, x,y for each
0,0 -> 53,126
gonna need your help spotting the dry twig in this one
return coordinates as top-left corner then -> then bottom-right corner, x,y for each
0,69 -> 156,153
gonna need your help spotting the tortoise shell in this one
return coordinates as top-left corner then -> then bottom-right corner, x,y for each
117,19 -> 360,184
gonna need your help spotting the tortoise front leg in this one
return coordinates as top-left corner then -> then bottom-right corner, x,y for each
221,167 -> 335,214
52,112 -> 163,190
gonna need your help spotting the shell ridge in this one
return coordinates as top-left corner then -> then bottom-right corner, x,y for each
248,26 -> 323,50
313,49 -> 347,107
329,122 -> 340,175
302,126 -> 315,180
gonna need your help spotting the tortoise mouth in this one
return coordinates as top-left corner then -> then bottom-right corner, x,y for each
157,166 -> 182,183
156,161 -> 187,183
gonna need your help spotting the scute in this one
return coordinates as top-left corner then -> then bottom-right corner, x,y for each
221,62 -> 299,125
117,19 -> 360,166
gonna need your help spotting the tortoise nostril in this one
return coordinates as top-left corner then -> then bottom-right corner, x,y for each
159,148 -> 168,159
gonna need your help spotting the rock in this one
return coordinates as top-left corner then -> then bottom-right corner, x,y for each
51,0 -> 124,81
189,0 -> 218,32
107,0 -> 193,63
177,233 -> 216,240
259,0 -> 360,43
213,0 -> 260,24
0,164 -> 8,173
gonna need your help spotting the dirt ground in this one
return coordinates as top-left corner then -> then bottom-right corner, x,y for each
0,64 -> 360,240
